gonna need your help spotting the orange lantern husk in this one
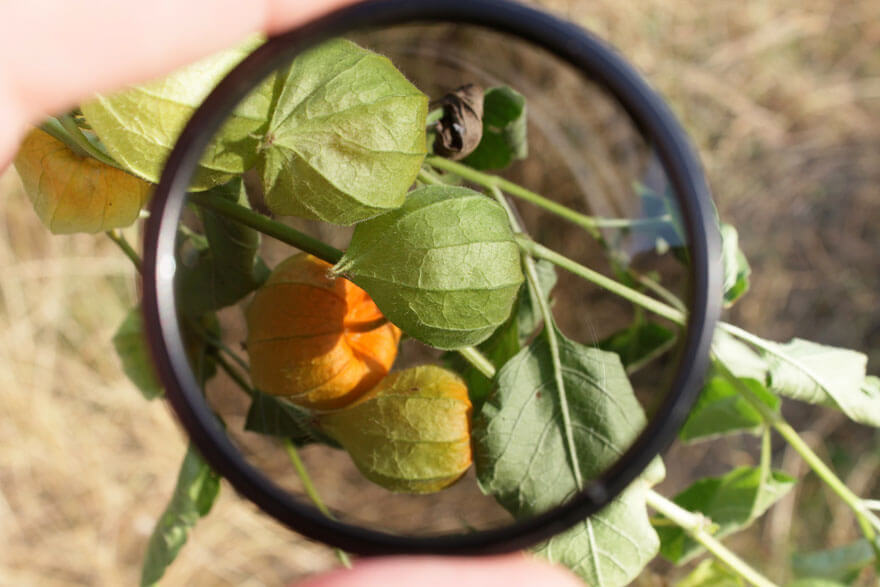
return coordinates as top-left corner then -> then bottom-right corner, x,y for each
246,253 -> 401,411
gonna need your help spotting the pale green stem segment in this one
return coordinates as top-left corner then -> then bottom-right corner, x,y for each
283,440 -> 352,568
426,107 -> 444,126
427,156 -> 674,238
106,230 -> 142,274
516,235 -> 686,325
459,345 -> 497,379
427,155 -> 601,238
489,184 -> 584,490
645,490 -> 778,587
713,359 -> 880,544
417,167 -> 444,186
187,191 -> 344,264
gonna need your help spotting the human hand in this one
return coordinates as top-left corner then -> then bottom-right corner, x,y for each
0,0 -> 355,166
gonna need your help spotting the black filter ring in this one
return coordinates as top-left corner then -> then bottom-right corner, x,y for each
142,0 -> 721,556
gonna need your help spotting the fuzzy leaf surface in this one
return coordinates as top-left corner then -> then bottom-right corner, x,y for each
82,37 -> 270,189
260,39 -> 427,224
474,328 -> 658,585
336,185 -> 523,349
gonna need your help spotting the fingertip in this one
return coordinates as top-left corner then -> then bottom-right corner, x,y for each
295,554 -> 583,587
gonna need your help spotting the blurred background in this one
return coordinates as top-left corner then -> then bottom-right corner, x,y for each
0,0 -> 878,584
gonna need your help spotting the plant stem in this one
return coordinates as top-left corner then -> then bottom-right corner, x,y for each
713,359 -> 880,543
106,230 -> 142,273
427,155 -> 601,238
188,192 -> 343,264
213,352 -> 254,398
283,440 -> 352,568
645,490 -> 778,587
459,346 -> 496,379
55,114 -> 125,169
426,107 -> 444,126
516,236 -> 686,325
489,184 -> 584,490
417,168 -> 444,186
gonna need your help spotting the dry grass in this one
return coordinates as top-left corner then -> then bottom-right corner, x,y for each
1,0 -> 879,584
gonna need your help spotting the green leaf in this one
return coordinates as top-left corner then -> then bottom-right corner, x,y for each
676,559 -> 745,586
598,320 -> 675,370
721,223 -> 751,307
516,259 -> 558,344
334,185 -> 524,350
259,38 -> 427,225
444,260 -> 555,409
82,36 -> 270,190
535,478 -> 661,587
140,445 -> 221,586
680,366 -> 779,443
791,539 -> 877,583
657,433 -> 795,564
474,328 -> 659,585
176,179 -> 268,316
788,580 -> 850,587
244,390 -> 338,448
113,307 -> 163,400
712,330 -> 769,382
766,338 -> 879,427
461,86 -> 528,170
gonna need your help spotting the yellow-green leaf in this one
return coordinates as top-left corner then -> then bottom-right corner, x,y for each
259,39 -> 427,224
81,36 -> 270,190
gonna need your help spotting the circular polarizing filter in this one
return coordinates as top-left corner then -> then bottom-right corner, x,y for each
139,0 -> 721,559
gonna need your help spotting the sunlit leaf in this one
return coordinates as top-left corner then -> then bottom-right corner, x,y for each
260,39 -> 427,224
82,36 -> 270,190
766,338 -> 879,427
14,128 -> 152,234
334,185 -> 523,349
721,223 -> 751,307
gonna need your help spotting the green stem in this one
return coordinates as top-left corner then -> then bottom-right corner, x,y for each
517,236 -> 686,325
489,184 -> 583,490
713,359 -> 880,543
417,168 -> 444,186
188,192 -> 343,265
458,346 -> 497,379
645,490 -> 778,587
283,439 -> 352,568
106,230 -> 142,274
39,117 -> 89,157
428,155 -> 601,238
213,352 -> 254,398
